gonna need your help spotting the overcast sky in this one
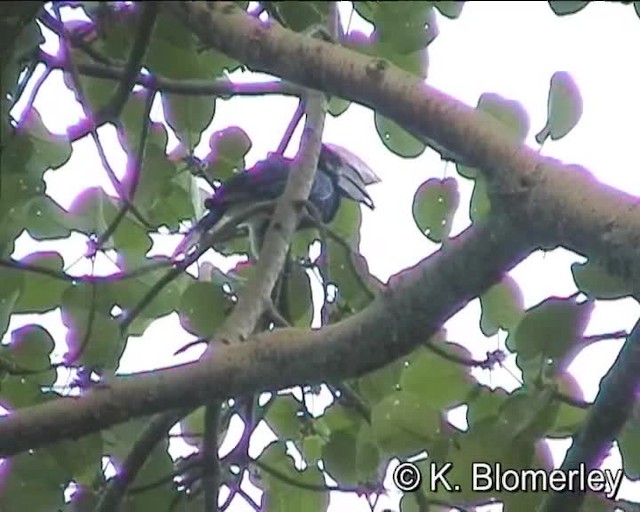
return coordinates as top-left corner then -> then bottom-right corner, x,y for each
4,2 -> 640,511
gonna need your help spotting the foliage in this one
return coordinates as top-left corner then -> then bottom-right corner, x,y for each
0,2 -> 638,512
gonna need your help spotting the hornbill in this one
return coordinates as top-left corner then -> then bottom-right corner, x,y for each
173,143 -> 381,259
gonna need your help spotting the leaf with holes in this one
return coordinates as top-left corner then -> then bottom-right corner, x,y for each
412,177 -> 460,243
375,112 -> 425,158
372,390 -> 442,457
401,345 -> 474,409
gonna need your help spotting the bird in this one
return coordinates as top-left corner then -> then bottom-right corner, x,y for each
172,143 -> 381,260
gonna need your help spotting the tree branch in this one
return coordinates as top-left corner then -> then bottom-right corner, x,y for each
0,214 -> 531,456
542,318 -> 640,512
37,50 -> 303,97
95,409 -> 187,512
165,1 -> 640,291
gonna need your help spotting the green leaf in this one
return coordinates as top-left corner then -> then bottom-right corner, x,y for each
535,71 -> 583,144
499,386 -> 560,442
548,374 -> 587,437
271,2 -> 330,32
162,93 -> 216,149
203,126 -> 252,182
412,177 -> 460,243
321,428 -> 358,485
0,325 -> 56,408
469,174 -> 491,222
571,260 -> 633,300
375,112 -> 426,158
286,264 -> 313,326
457,93 -> 529,179
360,2 -> 438,53
122,445 -> 175,510
0,450 -> 69,512
318,402 -> 362,433
506,296 -> 595,362
355,423 -> 380,481
23,196 -> 81,240
46,434 -> 103,482
466,385 -> 509,427
548,1 -> 590,16
434,1 -> 465,19
479,275 -> 525,336
356,357 -> 404,405
0,265 -> 23,339
328,96 -> 351,117
60,283 -> 123,370
180,406 -> 205,447
106,257 -> 186,331
301,434 -> 324,464
372,390 -> 441,457
177,281 -> 228,337
14,252 -> 67,313
401,345 -> 474,409
619,416 -> 640,479
145,13 -> 238,80
261,442 -> 330,512
266,395 -> 303,439
478,93 -> 530,142
21,107 -> 72,171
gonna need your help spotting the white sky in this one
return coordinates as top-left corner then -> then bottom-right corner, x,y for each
3,2 -> 640,511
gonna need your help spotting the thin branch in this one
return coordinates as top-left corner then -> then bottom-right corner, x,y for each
37,50 -> 303,97
0,256 -> 172,283
95,409 -> 188,512
203,404 -> 222,512
202,89 -> 328,351
99,2 -> 158,122
37,10 -> 118,66
542,318 -> 640,512
275,99 -> 305,155
0,214 -> 532,456
51,8 -> 151,229
255,459 -> 358,494
96,87 -> 155,249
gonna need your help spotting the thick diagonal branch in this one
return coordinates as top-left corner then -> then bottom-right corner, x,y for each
0,214 -> 530,456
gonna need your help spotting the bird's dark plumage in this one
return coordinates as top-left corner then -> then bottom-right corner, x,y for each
173,143 -> 380,258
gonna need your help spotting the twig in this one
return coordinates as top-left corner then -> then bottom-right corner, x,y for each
96,87 -> 154,248
203,403 -> 222,512
0,256 -> 172,283
52,7 -> 152,229
37,50 -> 302,97
99,2 -> 158,123
95,409 -> 188,512
275,99 -> 305,155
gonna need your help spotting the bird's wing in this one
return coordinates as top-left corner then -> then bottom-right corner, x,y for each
173,156 -> 292,260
